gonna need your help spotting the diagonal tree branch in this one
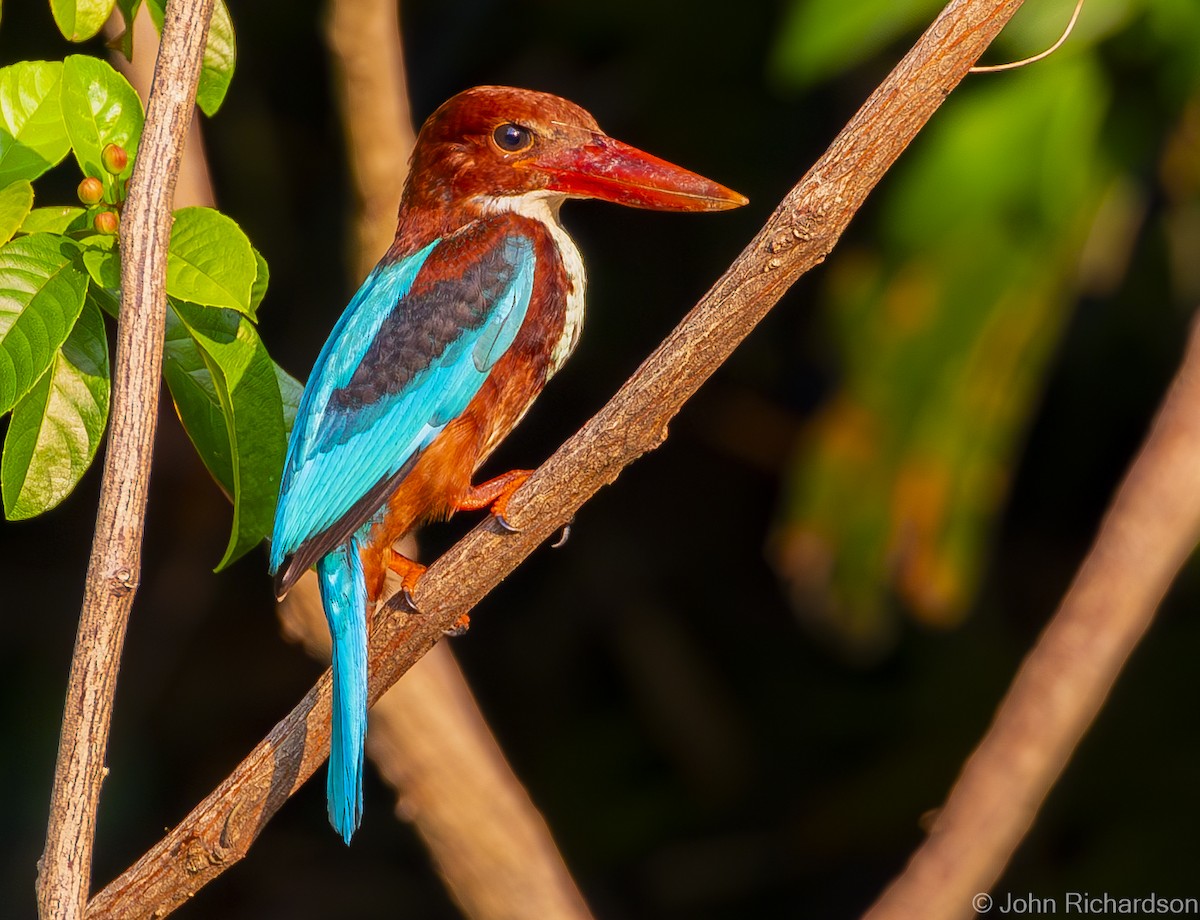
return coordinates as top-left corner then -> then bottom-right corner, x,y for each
861,316 -> 1200,920
85,0 -> 1023,915
36,3 -> 216,919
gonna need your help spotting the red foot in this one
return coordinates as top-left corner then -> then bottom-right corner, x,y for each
455,469 -> 532,531
444,613 -> 472,637
386,549 -> 427,611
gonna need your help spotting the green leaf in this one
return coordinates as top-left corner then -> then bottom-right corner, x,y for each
0,233 -> 90,415
166,299 -> 286,569
2,297 -> 109,519
51,0 -> 117,42
20,206 -> 87,235
111,0 -> 144,60
132,0 -> 234,116
143,0 -> 163,29
274,361 -> 303,437
164,303 -> 233,494
0,181 -> 34,247
167,207 -> 257,316
87,278 -> 120,319
197,0 -> 236,117
0,61 -> 71,186
75,232 -> 121,290
250,247 -> 269,314
60,55 -> 143,200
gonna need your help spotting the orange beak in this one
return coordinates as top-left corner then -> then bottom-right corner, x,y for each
532,131 -> 747,212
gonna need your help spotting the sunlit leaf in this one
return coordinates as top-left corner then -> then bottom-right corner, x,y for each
75,232 -> 121,290
143,0 -> 163,29
20,206 -> 87,235
50,0 -> 116,42
60,55 -> 143,201
197,0 -> 236,117
111,0 -> 144,60
139,0 -> 233,115
250,246 -> 269,315
0,233 -> 89,415
167,207 -> 257,316
0,61 -> 71,186
0,181 -> 34,247
166,299 -> 286,569
2,297 -> 109,519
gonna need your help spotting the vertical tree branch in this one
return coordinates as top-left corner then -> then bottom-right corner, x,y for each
325,0 -> 415,280
36,3 -> 215,918
861,316 -> 1200,920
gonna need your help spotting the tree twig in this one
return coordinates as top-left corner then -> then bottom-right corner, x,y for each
85,1 -> 1023,915
860,319 -> 1200,920
36,3 -> 216,919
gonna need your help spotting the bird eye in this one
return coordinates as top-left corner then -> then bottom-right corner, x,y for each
492,123 -> 533,153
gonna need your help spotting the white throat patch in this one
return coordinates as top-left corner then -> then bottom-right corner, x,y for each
474,191 -> 587,378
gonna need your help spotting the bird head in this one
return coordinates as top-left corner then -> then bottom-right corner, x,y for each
402,85 -> 747,218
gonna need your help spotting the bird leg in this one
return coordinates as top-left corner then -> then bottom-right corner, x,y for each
455,469 -> 532,532
385,549 -> 472,634
386,550 -> 427,612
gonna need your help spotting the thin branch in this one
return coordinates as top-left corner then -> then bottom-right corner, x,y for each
36,3 -> 215,919
970,0 -> 1085,72
861,317 -> 1200,920
85,0 -> 1023,915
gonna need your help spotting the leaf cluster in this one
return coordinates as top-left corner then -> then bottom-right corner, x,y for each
0,15 -> 298,570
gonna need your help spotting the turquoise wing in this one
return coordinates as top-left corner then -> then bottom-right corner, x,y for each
270,226 -> 536,585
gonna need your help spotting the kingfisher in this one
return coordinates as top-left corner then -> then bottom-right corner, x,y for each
269,85 -> 746,843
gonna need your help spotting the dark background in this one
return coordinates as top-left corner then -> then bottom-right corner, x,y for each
3,1 -> 1199,917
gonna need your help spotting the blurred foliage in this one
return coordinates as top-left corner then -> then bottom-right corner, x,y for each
769,0 -> 1200,659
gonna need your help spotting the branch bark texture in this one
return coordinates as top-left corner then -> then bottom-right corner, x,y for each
86,0 -> 1022,915
861,317 -> 1200,920
37,3 -> 215,919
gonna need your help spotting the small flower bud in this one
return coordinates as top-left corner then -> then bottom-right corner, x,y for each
94,210 -> 120,235
101,143 -> 129,175
77,176 -> 104,206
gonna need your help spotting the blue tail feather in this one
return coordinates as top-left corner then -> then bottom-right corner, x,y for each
316,538 -> 369,844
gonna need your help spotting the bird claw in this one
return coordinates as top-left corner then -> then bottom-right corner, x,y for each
493,511 -> 520,534
442,612 -> 471,637
397,584 -> 421,614
550,519 -> 574,549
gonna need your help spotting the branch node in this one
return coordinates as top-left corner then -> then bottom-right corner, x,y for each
108,567 -> 137,597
